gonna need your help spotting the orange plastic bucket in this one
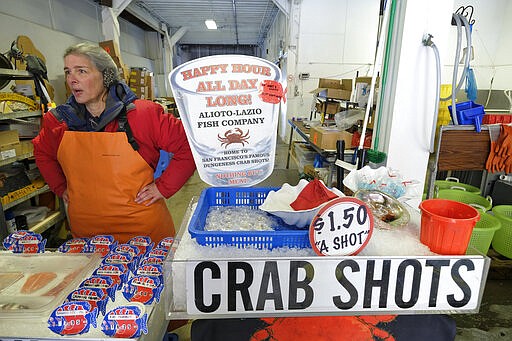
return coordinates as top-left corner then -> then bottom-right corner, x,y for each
419,199 -> 480,255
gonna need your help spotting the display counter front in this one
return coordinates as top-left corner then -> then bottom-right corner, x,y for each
164,199 -> 490,320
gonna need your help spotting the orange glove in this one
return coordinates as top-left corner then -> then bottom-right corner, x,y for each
497,125 -> 512,157
487,124 -> 503,173
504,155 -> 512,174
486,141 -> 497,173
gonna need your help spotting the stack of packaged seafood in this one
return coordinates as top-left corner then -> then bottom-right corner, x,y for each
0,232 -> 172,339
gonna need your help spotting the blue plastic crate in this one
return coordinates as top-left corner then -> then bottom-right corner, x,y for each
448,101 -> 485,132
188,187 -> 311,249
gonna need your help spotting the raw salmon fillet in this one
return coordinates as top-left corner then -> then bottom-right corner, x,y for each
20,272 -> 57,294
43,267 -> 83,296
0,273 -> 24,292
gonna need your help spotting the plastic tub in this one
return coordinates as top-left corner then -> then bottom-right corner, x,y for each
419,199 -> 480,255
436,189 -> 492,212
467,212 -> 501,255
448,101 -> 485,132
491,205 -> 512,258
434,177 -> 480,194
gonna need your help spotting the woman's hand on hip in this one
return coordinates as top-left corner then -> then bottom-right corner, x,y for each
62,189 -> 69,204
135,182 -> 164,206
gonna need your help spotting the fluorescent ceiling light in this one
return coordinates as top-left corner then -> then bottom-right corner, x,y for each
205,20 -> 217,30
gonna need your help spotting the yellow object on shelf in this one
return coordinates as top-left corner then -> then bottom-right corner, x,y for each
1,184 -> 38,206
0,92 -> 38,112
439,84 -> 453,109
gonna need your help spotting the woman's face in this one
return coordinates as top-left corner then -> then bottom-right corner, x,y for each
64,54 -> 106,106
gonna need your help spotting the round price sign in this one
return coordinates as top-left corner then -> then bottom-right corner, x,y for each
309,197 -> 374,256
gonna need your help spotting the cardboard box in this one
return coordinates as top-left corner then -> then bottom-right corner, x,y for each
0,143 -> 18,160
99,40 -> 121,59
317,88 -> 351,101
316,101 -> 341,114
130,86 -> 150,99
311,78 -> 352,100
100,41 -> 125,69
0,131 -> 29,160
0,118 -> 40,138
20,140 -> 34,155
354,77 -> 380,107
318,78 -> 341,89
303,164 -> 330,184
308,125 -> 353,150
119,64 -> 130,83
0,130 -> 20,147
355,77 -> 379,88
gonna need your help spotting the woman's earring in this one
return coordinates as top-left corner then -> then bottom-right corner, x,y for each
102,68 -> 116,88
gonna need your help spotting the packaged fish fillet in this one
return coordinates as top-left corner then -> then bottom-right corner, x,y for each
157,237 -> 174,250
128,236 -> 154,256
102,251 -> 137,273
101,302 -> 148,338
58,238 -> 90,253
92,263 -> 130,286
66,287 -> 109,316
79,275 -> 118,301
122,275 -> 162,304
48,301 -> 98,335
135,264 -> 163,282
86,235 -> 117,257
21,272 -> 57,294
2,231 -> 39,249
147,247 -> 169,258
9,234 -> 46,253
139,254 -> 166,267
114,243 -> 143,267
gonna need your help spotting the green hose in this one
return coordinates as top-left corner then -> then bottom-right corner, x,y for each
368,0 -> 397,164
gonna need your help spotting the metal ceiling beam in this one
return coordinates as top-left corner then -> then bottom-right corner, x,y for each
112,0 -> 132,15
101,0 -> 133,42
125,1 -> 165,33
169,26 -> 188,47
272,0 -> 290,18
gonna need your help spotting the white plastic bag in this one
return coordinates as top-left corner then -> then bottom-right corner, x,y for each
343,166 -> 421,201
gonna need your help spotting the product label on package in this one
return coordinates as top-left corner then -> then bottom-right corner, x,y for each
185,256 -> 488,316
169,55 -> 285,186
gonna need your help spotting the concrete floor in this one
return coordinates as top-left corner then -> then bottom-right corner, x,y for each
166,141 -> 512,341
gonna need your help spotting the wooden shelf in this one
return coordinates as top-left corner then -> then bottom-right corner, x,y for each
0,110 -> 41,120
0,68 -> 33,80
3,184 -> 50,211
29,210 -> 63,234
0,151 -> 34,167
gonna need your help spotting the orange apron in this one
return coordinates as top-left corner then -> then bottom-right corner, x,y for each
57,131 -> 174,244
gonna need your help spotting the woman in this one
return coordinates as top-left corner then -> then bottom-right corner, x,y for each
33,42 -> 196,244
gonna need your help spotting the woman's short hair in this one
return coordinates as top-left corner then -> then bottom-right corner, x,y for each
64,42 -> 121,85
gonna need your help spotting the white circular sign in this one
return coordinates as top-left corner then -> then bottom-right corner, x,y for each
309,197 -> 374,256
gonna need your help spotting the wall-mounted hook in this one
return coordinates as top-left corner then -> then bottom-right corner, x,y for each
451,5 -> 475,25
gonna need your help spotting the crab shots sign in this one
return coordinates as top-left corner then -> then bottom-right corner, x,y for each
185,256 -> 489,316
169,55 -> 285,187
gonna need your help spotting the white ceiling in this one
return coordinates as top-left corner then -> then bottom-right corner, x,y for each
129,0 -> 282,46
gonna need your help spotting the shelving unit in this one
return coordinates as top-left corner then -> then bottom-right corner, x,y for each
286,119 -> 355,187
311,96 -> 358,124
0,68 -> 66,241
